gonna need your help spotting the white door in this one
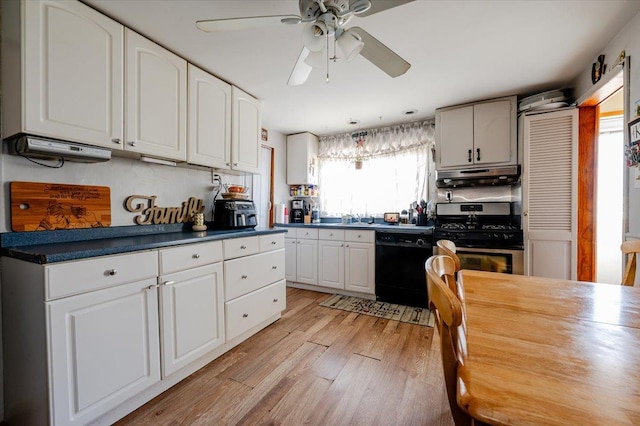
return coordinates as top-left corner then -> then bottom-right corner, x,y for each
296,239 -> 318,285
437,105 -> 474,168
231,86 -> 261,173
125,29 -> 187,161
318,240 -> 345,289
159,263 -> 225,377
47,280 -> 160,425
284,238 -> 297,281
187,64 -> 231,168
253,145 -> 273,228
345,242 -> 375,294
23,0 -> 124,149
474,100 -> 513,165
523,108 -> 578,279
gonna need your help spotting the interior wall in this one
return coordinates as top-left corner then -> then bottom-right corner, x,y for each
572,8 -> 640,239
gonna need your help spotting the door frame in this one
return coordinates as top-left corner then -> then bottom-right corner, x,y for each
576,60 -> 630,281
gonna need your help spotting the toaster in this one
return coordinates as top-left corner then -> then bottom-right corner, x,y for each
212,199 -> 257,229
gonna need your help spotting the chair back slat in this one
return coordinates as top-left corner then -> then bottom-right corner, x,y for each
621,241 -> 640,286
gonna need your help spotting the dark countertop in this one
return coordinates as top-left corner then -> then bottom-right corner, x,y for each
274,222 -> 434,235
0,225 -> 287,264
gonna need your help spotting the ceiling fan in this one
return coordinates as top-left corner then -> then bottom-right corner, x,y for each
196,0 -> 413,85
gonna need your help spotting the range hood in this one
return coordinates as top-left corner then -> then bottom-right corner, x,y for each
435,165 -> 520,188
8,135 -> 111,163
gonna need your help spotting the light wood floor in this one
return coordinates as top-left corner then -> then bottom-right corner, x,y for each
115,287 -> 455,426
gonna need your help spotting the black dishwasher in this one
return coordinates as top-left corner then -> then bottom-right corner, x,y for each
375,229 -> 433,308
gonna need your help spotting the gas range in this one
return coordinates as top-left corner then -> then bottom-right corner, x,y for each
434,202 -> 523,250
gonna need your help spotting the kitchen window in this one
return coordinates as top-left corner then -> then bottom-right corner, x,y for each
318,121 -> 435,216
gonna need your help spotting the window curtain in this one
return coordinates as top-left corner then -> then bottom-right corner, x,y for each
318,121 -> 435,217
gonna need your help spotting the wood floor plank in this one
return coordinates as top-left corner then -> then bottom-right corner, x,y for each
116,287 -> 455,426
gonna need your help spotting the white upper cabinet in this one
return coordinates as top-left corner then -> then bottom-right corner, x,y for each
436,96 -> 516,169
231,86 -> 261,173
287,132 -> 319,185
187,64 -> 231,168
125,29 -> 187,161
3,0 -> 124,148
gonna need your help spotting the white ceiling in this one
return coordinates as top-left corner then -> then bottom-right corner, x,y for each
83,0 -> 640,137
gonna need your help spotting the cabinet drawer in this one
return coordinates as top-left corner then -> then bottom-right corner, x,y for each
159,241 -> 223,274
224,249 -> 285,301
259,233 -> 285,252
297,228 -> 318,240
224,236 -> 259,259
318,229 -> 344,241
225,280 -> 286,341
45,251 -> 158,301
345,230 -> 375,243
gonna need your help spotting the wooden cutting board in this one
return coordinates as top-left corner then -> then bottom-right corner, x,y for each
11,182 -> 111,231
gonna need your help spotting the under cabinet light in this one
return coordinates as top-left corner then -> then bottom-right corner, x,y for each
140,156 -> 177,167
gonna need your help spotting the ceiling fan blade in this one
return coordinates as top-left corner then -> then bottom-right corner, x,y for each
196,15 -> 300,32
356,0 -> 414,17
287,47 -> 313,86
350,27 -> 410,77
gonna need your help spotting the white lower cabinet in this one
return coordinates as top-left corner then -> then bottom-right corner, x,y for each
159,263 -> 225,377
318,240 -> 345,289
296,238 -> 319,285
226,280 -> 286,340
284,237 -> 297,281
344,241 -> 375,294
48,279 -> 161,426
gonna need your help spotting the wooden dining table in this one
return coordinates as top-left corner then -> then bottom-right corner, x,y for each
456,269 -> 640,426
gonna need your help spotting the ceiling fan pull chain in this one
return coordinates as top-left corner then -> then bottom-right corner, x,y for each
326,32 -> 330,83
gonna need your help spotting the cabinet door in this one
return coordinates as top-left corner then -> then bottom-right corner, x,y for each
160,263 -> 225,377
286,132 -> 318,185
231,86 -> 261,173
47,279 -> 160,425
344,242 -> 375,294
318,240 -> 345,289
296,239 -> 318,285
523,109 -> 578,279
125,29 -> 187,161
437,105 -> 474,168
225,280 -> 286,341
285,238 -> 297,281
187,64 -> 231,168
473,100 -> 513,165
23,0 -> 124,148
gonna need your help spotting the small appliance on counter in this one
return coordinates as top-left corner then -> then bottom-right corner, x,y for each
290,199 -> 305,223
212,199 -> 257,229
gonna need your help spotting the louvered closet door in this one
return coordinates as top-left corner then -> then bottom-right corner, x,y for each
523,108 -> 578,279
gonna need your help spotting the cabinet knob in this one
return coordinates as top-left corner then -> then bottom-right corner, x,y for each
346,244 -> 349,247
111,138 -> 121,144
341,244 -> 344,247
329,233 -> 333,236
241,275 -> 248,279
107,269 -> 117,276
357,234 -> 361,238
240,245 -> 247,249
226,162 -> 231,166
146,284 -> 159,291
233,163 -> 239,166
192,253 -> 200,259
272,265 -> 277,269
273,298 -> 278,303
243,313 -> 249,318
128,141 -> 136,147
271,241 -> 277,245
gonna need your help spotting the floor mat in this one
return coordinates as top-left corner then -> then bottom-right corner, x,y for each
319,294 -> 434,327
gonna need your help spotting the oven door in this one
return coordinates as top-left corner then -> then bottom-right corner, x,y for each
436,246 -> 524,275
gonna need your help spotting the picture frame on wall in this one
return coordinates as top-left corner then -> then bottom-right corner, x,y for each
626,116 -> 640,167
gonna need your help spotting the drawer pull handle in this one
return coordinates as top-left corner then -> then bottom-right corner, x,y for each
330,233 -> 333,236
243,313 -> 249,318
111,138 -> 121,144
163,281 -> 175,286
271,241 -> 277,245
192,253 -> 200,259
241,275 -> 248,279
146,284 -> 159,291
240,245 -> 247,249
108,269 -> 117,276
273,298 -> 278,303
357,234 -> 361,238
272,266 -> 277,269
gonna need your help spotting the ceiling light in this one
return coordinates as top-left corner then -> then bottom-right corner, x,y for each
337,29 -> 364,62
302,22 -> 327,52
402,109 -> 418,116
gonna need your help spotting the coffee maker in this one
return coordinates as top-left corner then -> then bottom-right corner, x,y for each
290,199 -> 305,223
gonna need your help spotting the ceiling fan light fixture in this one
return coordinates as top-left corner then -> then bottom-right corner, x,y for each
337,29 -> 364,62
350,0 -> 372,14
302,22 -> 328,52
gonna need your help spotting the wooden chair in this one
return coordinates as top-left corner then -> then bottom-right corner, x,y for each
622,240 -> 640,286
437,239 -> 461,274
425,255 -> 471,426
